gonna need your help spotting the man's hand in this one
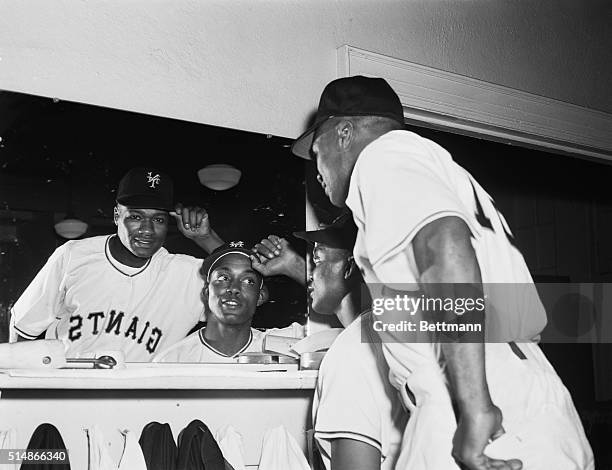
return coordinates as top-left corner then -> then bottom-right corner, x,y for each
171,203 -> 224,253
171,203 -> 211,239
251,235 -> 306,285
453,404 -> 522,470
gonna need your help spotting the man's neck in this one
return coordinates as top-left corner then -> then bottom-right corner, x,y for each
108,235 -> 149,268
203,321 -> 253,357
334,289 -> 362,328
356,129 -> 394,158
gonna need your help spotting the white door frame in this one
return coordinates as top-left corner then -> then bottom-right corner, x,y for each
337,45 -> 612,162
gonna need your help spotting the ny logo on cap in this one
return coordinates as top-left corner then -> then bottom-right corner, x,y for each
147,172 -> 161,188
229,241 -> 245,248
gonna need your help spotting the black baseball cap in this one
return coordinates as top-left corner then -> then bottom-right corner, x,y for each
200,241 -> 260,282
116,167 -> 174,211
291,75 -> 404,159
294,211 -> 357,250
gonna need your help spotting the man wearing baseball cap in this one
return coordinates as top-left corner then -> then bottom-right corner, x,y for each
9,167 -> 225,361
153,241 -> 270,362
292,76 -> 593,469
254,213 -> 407,470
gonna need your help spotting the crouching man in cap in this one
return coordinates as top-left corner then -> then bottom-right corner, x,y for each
9,167 -> 224,361
291,76 -> 593,469
254,213 -> 408,470
153,242 -> 270,362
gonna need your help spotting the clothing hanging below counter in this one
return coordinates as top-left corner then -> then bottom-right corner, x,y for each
19,420 -> 308,469
117,429 -> 146,470
259,426 -> 310,470
139,422 -> 177,470
0,429 -> 17,470
85,426 -> 147,470
85,425 -> 115,470
21,423 -> 70,470
176,420 -> 225,470
214,425 -> 246,470
0,429 -> 16,449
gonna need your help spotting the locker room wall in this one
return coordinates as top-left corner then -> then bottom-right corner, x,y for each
0,2 -> 609,140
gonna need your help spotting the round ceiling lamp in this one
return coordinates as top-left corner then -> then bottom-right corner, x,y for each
54,218 -> 88,239
197,164 -> 241,191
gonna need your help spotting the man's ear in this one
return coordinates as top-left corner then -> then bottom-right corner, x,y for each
257,284 -> 269,307
201,284 -> 210,305
113,206 -> 120,226
337,119 -> 354,150
344,255 -> 358,280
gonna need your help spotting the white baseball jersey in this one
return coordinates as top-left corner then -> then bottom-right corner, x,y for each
313,312 -> 407,470
11,235 -> 205,362
346,130 -> 547,370
153,327 -> 266,363
346,129 -> 549,325
346,130 -> 593,469
153,323 -> 305,362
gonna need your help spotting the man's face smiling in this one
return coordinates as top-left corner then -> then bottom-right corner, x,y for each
115,205 -> 169,258
205,253 -> 264,326
311,119 -> 350,208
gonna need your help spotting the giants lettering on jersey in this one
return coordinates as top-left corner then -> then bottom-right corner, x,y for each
68,310 -> 163,354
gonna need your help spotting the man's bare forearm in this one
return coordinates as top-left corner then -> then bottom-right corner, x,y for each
440,342 -> 492,412
286,256 -> 307,286
331,439 -> 381,470
192,229 -> 224,254
413,216 -> 493,414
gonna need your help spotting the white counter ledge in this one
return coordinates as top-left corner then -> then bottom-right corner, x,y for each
0,364 -> 318,390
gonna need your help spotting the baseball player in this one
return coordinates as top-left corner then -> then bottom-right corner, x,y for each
254,214 -> 407,470
9,167 -> 224,361
153,242 -> 270,362
292,76 -> 593,469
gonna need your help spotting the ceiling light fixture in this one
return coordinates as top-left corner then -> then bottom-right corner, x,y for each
197,164 -> 241,191
54,218 -> 88,239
